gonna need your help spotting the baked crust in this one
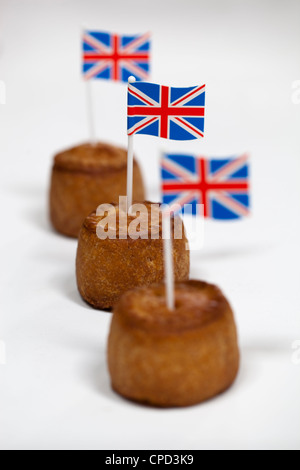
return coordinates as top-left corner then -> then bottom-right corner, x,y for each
108,280 -> 240,407
49,142 -> 145,238
76,202 -> 190,309
53,142 -> 131,173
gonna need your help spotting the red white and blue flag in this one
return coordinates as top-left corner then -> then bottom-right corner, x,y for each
161,154 -> 250,220
82,31 -> 150,82
127,81 -> 205,140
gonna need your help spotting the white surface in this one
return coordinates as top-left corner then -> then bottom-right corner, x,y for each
0,0 -> 300,450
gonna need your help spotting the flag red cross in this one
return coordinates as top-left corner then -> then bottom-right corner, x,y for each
128,85 -> 205,138
162,159 -> 249,217
84,35 -> 149,81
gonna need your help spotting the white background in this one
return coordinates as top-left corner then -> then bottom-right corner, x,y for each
0,0 -> 300,450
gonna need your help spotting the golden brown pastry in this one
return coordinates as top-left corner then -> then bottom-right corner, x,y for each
76,202 -> 190,309
108,280 -> 240,407
49,142 -> 145,238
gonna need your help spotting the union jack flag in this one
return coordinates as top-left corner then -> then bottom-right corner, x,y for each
82,31 -> 151,82
161,154 -> 250,220
127,81 -> 205,140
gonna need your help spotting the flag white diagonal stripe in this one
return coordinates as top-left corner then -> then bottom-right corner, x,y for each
128,84 -> 158,106
165,191 -> 200,211
172,117 -> 204,138
128,116 -> 159,135
121,32 -> 151,54
162,156 -> 198,182
121,60 -> 149,81
210,154 -> 249,182
84,60 -> 111,80
172,85 -> 206,107
212,191 -> 249,217
83,32 -> 111,54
